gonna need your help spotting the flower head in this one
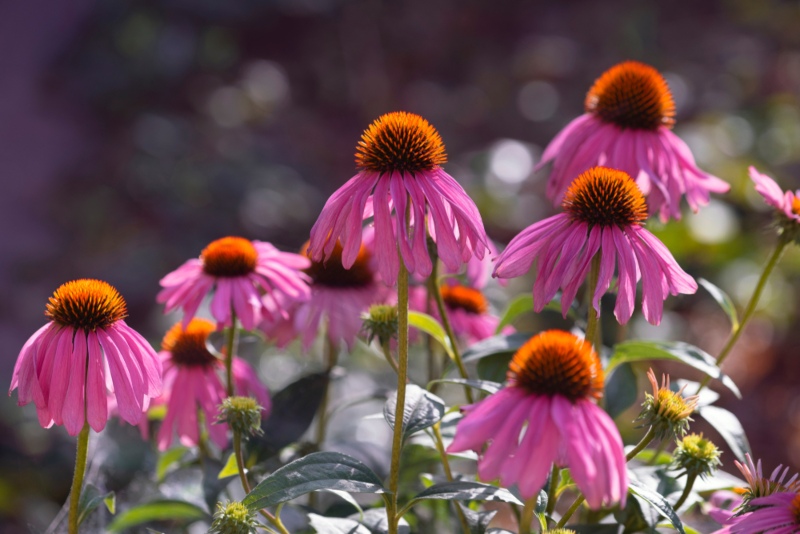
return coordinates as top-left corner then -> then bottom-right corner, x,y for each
362,304 -> 399,346
210,501 -> 259,534
494,167 -> 697,325
263,230 -> 391,349
308,111 -> 488,285
538,61 -> 729,221
713,491 -> 800,534
672,433 -> 722,479
157,237 -> 311,330
736,453 -> 800,505
219,396 -> 264,438
448,330 -> 627,509
9,279 -> 162,435
157,319 -> 270,450
750,166 -> 800,242
638,369 -> 698,440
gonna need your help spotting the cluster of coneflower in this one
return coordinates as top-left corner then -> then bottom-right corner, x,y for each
10,61 -> 800,534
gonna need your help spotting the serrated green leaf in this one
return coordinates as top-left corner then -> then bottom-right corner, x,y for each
402,481 -> 522,515
698,278 -> 739,333
242,452 -> 387,511
604,363 -> 638,419
457,502 -> 497,534
409,311 -> 454,360
698,405 -> 751,463
628,479 -> 685,534
77,484 -> 115,526
495,294 -> 534,333
323,489 -> 364,519
608,340 -> 741,398
156,446 -> 189,482
107,500 -> 207,532
384,384 -> 445,441
427,378 -> 502,395
308,514 -> 371,534
218,452 -> 239,479
353,509 -> 410,534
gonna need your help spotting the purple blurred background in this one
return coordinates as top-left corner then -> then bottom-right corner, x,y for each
4,0 -> 800,530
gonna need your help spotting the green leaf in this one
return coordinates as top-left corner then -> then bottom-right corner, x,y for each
156,446 -> 189,482
427,378 -> 502,395
384,384 -> 446,441
409,311 -> 455,359
658,523 -> 703,534
308,514 -> 372,534
604,363 -> 639,420
628,479 -> 685,534
462,333 -> 531,364
77,484 -> 115,526
697,405 -> 751,463
107,500 -> 208,532
477,353 -> 513,383
608,340 -> 741,398
495,294 -> 533,333
323,489 -> 365,519
457,503 -> 497,534
217,452 -> 239,479
406,481 -> 522,509
353,509 -> 410,534
242,452 -> 387,511
698,278 -> 739,332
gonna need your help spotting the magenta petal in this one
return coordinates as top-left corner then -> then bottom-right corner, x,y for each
99,330 -> 142,424
86,331 -> 108,432
610,226 -> 637,324
47,329 -> 74,426
63,331 -> 88,435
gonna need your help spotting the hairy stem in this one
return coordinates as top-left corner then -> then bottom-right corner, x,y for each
519,494 -> 539,534
381,340 -> 401,376
696,237 -> 789,394
673,472 -> 697,511
225,309 -> 239,398
429,273 -> 474,404
430,423 -> 471,534
387,260 -> 410,534
68,423 -> 90,534
233,431 -> 289,534
546,464 -> 560,516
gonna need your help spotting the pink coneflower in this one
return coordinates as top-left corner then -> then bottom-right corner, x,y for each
706,490 -> 744,525
157,319 -> 270,450
157,237 -> 311,331
750,166 -> 800,224
538,61 -> 729,221
713,492 -> 800,534
263,231 -> 391,349
9,279 -> 162,435
308,111 -> 488,285
413,284 -> 505,344
494,167 -> 697,325
448,330 -> 627,509
736,454 -> 800,503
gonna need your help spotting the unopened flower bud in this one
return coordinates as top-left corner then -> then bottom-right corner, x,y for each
210,501 -> 258,534
362,304 -> 399,345
637,369 -> 698,440
218,396 -> 263,437
672,433 -> 722,479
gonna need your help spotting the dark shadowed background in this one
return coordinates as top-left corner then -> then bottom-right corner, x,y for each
3,0 -> 800,530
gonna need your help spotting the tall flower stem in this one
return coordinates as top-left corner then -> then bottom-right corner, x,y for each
430,423 -> 471,534
585,254 -> 602,351
696,236 -> 789,394
381,340 -> 401,376
428,266 -> 474,404
232,429 -> 290,534
519,495 -> 539,534
310,338 -> 337,509
556,426 -> 656,528
673,472 -> 697,510
225,308 -> 239,397
546,465 -> 561,516
68,423 -> 90,534
387,259 -> 410,534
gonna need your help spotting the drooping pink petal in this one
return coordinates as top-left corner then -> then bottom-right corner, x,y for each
63,331 -> 88,435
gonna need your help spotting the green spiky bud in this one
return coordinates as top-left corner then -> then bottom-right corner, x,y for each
218,396 -> 263,437
209,501 -> 258,534
362,304 -> 399,345
672,433 -> 722,479
636,369 -> 698,440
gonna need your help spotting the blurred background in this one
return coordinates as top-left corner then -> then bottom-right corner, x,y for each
3,0 -> 800,530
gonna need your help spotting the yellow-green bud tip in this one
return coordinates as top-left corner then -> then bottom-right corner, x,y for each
637,369 -> 698,440
362,304 -> 399,345
672,433 -> 722,479
218,396 -> 263,437
210,501 -> 258,534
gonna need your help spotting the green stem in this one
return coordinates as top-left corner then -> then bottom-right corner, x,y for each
430,423 -> 471,534
673,472 -> 697,511
648,439 -> 669,465
696,237 -> 789,394
381,340 -> 401,376
557,426 -> 657,528
310,339 -> 337,509
519,495 -> 539,534
425,261 -> 441,388
68,423 -> 90,534
387,260 -> 410,534
546,464 -> 560,516
233,431 -> 289,534
429,273 -> 474,404
225,309 -> 239,398
585,254 -> 602,351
